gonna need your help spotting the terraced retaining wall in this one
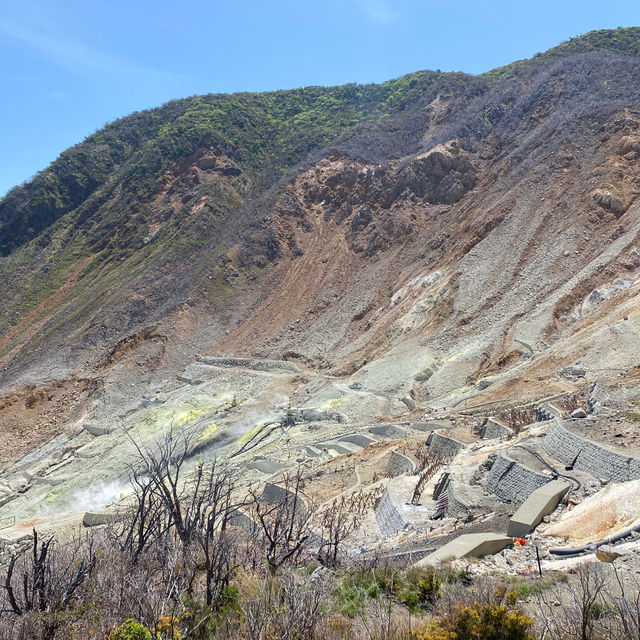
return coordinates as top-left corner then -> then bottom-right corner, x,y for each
387,451 -> 415,477
369,425 -> 408,438
375,487 -> 406,535
259,483 -> 309,515
480,419 -> 513,440
543,420 -> 640,482
426,432 -> 464,457
196,355 -> 298,373
340,434 -> 378,448
289,408 -> 347,423
484,451 -> 549,503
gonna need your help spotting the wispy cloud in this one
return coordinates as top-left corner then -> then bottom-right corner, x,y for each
0,15 -> 174,79
358,0 -> 399,25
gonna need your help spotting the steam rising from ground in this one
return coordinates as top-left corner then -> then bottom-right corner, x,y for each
226,393 -> 289,440
67,480 -> 130,512
46,394 -> 290,515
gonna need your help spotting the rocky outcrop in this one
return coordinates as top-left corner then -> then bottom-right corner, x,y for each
592,189 -> 626,215
400,140 -> 476,204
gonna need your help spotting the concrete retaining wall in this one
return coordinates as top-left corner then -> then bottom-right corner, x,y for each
246,460 -> 286,474
340,434 -> 378,448
289,408 -> 348,424
369,425 -> 408,438
83,511 -> 120,527
229,508 -> 258,534
259,483 -> 308,515
387,451 -> 415,477
480,419 -> 513,440
84,423 -> 112,436
409,422 -> 443,433
326,442 -> 358,455
484,451 -> 549,504
375,487 -> 406,535
446,482 -> 468,516
426,432 -> 464,457
543,420 -> 640,482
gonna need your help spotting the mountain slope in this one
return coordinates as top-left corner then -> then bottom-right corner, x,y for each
0,28 -> 639,454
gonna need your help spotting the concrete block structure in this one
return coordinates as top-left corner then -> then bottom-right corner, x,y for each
507,479 -> 570,537
83,510 -> 120,527
369,424 -> 408,438
479,419 -> 514,440
484,451 -> 550,503
340,434 -> 378,448
387,451 -> 415,477
416,533 -> 512,566
375,477 -> 432,535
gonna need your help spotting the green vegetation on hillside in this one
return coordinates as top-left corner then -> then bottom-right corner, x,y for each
0,70 -> 476,257
485,26 -> 640,80
3,26 -> 639,258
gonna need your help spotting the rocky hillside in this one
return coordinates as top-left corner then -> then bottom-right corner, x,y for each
1,27 -> 640,462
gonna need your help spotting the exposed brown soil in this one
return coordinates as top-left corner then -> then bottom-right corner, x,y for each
0,379 -> 90,467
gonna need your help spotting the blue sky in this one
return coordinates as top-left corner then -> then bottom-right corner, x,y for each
1,0 -> 639,197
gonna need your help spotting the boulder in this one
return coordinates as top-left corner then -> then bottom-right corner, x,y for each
592,189 -> 626,215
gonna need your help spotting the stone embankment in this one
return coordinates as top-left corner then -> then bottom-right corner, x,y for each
543,420 -> 640,482
196,355 -> 299,373
484,451 -> 550,503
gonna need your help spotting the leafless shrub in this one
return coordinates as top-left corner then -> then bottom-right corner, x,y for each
242,570 -> 329,640
1,529 -> 97,617
535,562 -> 619,640
556,394 -> 582,415
356,569 -> 411,640
499,406 -> 538,433
316,485 -> 384,567
245,469 -> 313,575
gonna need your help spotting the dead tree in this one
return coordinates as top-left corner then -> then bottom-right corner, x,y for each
316,486 -> 383,567
499,406 -> 538,433
119,427 -> 242,610
189,460 -> 239,607
246,469 -> 312,575
536,562 -> 609,640
112,468 -> 172,565
2,529 -> 96,615
243,570 -> 328,640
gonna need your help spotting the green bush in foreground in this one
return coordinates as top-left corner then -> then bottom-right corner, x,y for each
108,618 -> 152,640
407,601 -> 535,640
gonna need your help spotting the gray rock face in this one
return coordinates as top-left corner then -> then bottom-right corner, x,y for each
570,408 -> 588,419
400,141 -> 476,204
